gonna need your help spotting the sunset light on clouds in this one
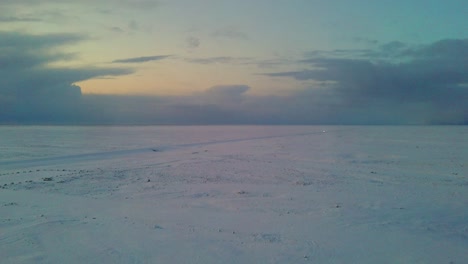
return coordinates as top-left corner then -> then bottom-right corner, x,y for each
1,0 -> 467,124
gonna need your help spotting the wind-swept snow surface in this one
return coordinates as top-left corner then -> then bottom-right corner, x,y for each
1,126 -> 467,263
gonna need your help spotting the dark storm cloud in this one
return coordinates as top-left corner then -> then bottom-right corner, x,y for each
0,31 -> 132,124
264,39 -> 468,124
112,55 -> 171,64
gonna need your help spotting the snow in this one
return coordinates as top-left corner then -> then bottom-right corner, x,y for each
1,126 -> 467,263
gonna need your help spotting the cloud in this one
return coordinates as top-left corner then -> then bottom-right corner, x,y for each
72,59 -> 468,124
400,39 -> 468,59
184,56 -> 292,69
109,26 -> 125,33
186,36 -> 200,49
79,84 -> 349,125
264,39 -> 468,124
185,56 -> 248,65
2,32 -> 466,125
112,55 -> 171,64
119,0 -> 159,9
0,0 -> 160,27
213,26 -> 249,40
304,49 -> 372,60
0,0 -> 160,9
200,85 -> 249,106
0,31 -> 132,123
77,86 -> 252,125
0,31 -> 85,50
0,16 -> 42,22
352,37 -> 379,45
128,19 -> 139,31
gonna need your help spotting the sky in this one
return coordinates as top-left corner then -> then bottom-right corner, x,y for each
1,0 -> 467,125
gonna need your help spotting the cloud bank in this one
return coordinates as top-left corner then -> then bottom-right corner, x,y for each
266,39 -> 468,125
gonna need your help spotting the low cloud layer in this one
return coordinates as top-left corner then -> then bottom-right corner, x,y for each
266,39 -> 468,124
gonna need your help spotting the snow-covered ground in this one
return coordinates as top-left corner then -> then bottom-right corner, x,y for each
1,126 -> 467,263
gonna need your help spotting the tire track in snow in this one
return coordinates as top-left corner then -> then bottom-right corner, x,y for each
0,129 -> 342,170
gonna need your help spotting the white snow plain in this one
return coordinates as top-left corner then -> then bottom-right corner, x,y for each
0,126 -> 467,264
